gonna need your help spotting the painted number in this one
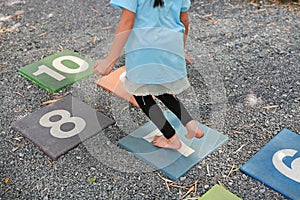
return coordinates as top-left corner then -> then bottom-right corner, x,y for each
39,109 -> 86,139
272,149 -> 300,183
33,65 -> 65,81
33,55 -> 89,81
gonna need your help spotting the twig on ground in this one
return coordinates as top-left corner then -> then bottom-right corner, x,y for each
165,180 -> 171,192
252,9 -> 267,13
52,94 -> 67,99
206,164 -> 210,176
181,184 -> 196,199
157,173 -> 173,183
38,32 -> 48,37
218,181 -> 225,188
194,180 -> 198,194
48,160 -> 53,168
226,164 -> 240,179
234,143 -> 248,153
41,99 -> 59,105
93,36 -> 97,45
5,186 -> 12,192
262,105 -> 279,109
227,164 -> 235,179
101,26 -> 113,30
232,130 -> 245,134
12,142 -> 26,152
168,182 -> 189,190
15,92 -> 25,97
12,136 -> 23,142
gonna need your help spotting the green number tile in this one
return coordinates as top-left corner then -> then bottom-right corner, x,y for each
199,184 -> 242,200
19,50 -> 94,93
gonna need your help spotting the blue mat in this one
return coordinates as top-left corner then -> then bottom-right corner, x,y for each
240,128 -> 300,200
118,110 -> 228,180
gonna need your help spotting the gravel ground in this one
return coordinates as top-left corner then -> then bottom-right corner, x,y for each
0,0 -> 299,199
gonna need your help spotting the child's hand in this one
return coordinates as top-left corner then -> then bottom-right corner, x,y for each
93,58 -> 116,75
185,53 -> 194,64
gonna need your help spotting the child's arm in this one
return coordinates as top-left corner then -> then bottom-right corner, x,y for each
180,11 -> 193,64
180,11 -> 189,49
94,8 -> 135,75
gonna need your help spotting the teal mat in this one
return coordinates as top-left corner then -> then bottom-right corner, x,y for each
118,110 -> 228,180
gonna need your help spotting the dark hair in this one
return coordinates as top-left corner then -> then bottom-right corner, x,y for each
153,0 -> 164,7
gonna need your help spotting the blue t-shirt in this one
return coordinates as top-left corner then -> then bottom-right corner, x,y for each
110,0 -> 191,84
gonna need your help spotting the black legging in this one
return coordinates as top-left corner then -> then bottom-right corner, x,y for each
134,94 -> 193,139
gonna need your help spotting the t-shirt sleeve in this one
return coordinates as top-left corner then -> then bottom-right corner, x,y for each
181,0 -> 191,12
110,0 -> 138,13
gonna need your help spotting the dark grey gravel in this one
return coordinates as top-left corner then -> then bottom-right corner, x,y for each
1,0 -> 299,199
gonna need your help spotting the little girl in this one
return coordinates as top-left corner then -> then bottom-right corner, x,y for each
94,0 -> 204,150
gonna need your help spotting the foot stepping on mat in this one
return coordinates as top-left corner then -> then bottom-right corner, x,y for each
118,110 -> 228,180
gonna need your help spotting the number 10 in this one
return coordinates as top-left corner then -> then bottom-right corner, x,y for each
33,55 -> 89,81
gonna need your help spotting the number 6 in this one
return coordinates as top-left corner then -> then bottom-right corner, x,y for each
39,110 -> 86,139
272,149 -> 300,183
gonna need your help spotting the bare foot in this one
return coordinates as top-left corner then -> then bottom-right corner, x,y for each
185,120 -> 204,139
153,134 -> 182,150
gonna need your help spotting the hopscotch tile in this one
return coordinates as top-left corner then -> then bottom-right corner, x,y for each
199,184 -> 242,200
240,128 -> 300,200
118,110 -> 228,180
12,95 -> 115,160
19,50 -> 94,93
96,66 -> 138,106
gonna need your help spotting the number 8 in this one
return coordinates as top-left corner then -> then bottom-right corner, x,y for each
39,110 -> 86,139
